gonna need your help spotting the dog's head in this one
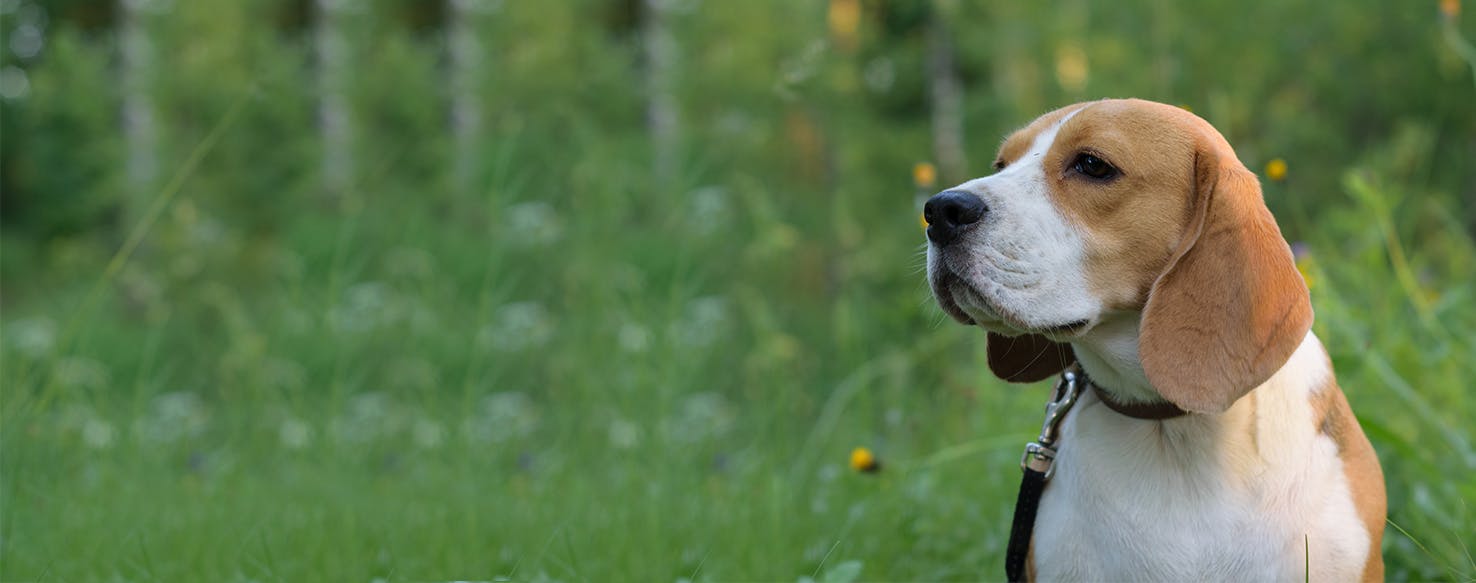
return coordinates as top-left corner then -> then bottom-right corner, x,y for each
925,99 -> 1311,413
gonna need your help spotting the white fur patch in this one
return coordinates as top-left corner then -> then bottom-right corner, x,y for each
1031,332 -> 1370,581
928,109 -> 1101,332
1069,312 -> 1162,403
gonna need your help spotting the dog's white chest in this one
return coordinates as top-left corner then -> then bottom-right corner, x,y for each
1032,414 -> 1284,580
1029,340 -> 1369,581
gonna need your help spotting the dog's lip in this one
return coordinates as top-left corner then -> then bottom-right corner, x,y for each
934,269 -> 1014,328
932,271 -> 977,325
1040,319 -> 1091,335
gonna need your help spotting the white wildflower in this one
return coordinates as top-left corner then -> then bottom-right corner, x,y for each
608,418 -> 641,450
463,392 -> 539,444
6,317 -> 55,357
669,296 -> 729,348
666,392 -> 734,444
0,65 -> 29,101
413,418 -> 445,449
505,202 -> 562,246
331,392 -> 406,444
617,322 -> 650,353
133,391 -> 209,444
82,418 -> 115,450
687,186 -> 728,235
479,302 -> 554,351
330,281 -> 396,334
279,418 -> 313,450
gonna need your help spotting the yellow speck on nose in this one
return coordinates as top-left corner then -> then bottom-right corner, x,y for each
1265,158 -> 1288,182
919,212 -> 929,230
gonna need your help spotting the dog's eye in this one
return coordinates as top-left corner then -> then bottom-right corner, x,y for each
1072,153 -> 1118,180
993,159 -> 1007,171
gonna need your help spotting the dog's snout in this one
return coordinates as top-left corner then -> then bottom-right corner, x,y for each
924,190 -> 987,246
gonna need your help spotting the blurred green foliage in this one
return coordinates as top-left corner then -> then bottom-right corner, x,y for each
1,0 -> 1474,580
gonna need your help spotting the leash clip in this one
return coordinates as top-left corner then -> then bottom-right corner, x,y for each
1020,369 -> 1084,480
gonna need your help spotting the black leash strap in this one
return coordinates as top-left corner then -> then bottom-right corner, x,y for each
1005,467 -> 1048,582
1004,369 -> 1084,582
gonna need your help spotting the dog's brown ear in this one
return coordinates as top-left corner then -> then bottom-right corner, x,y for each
987,332 -> 1075,383
1139,138 -> 1312,413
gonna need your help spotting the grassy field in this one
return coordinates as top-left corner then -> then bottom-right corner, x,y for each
3,1 -> 1476,581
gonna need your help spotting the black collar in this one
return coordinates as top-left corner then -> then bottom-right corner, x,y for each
1082,371 -> 1189,420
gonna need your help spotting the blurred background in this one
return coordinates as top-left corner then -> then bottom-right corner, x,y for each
2,0 -> 1474,580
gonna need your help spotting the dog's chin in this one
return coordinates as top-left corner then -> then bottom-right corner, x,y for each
931,272 -> 1095,340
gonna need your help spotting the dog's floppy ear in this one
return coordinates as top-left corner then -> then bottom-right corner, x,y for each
987,332 -> 1075,383
1139,138 -> 1312,413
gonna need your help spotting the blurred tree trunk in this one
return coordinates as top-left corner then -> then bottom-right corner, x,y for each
927,9 -> 966,185
642,0 -> 678,188
447,0 -> 487,196
316,0 -> 354,197
120,0 -> 158,202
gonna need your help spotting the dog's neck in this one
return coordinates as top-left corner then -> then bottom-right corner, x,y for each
1069,312 -> 1171,406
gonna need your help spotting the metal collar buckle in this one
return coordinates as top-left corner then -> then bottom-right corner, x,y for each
1019,368 -> 1085,480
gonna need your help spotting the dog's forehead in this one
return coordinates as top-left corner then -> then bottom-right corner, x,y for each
999,99 -> 1228,161
997,103 -> 1091,162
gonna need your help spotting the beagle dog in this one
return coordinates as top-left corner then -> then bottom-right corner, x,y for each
924,99 -> 1386,581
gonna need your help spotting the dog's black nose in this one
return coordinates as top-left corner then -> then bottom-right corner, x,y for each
924,190 -> 987,246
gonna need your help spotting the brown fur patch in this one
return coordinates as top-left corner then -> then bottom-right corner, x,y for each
988,332 -> 1075,383
1043,101 -> 1205,309
1309,371 -> 1387,581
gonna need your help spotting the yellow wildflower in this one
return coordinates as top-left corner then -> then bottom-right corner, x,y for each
828,0 -> 861,53
1441,0 -> 1460,18
1265,158 -> 1288,182
1296,258 -> 1316,290
1054,44 -> 1089,92
913,162 -> 937,189
850,447 -> 880,473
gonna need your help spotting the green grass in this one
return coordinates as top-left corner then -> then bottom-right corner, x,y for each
3,2 -> 1476,577
4,124 -> 1475,581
